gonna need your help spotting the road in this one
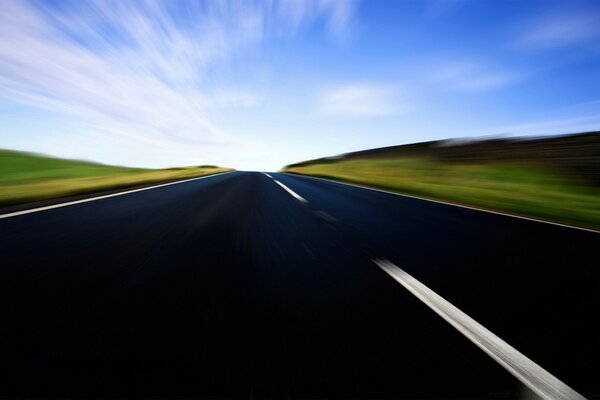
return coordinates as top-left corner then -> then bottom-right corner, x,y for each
1,171 -> 598,398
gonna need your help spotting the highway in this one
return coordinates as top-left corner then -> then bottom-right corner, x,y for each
1,171 -> 598,398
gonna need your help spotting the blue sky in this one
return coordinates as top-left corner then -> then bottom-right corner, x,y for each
1,0 -> 600,171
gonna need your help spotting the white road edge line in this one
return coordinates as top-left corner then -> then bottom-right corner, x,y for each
262,172 -> 273,179
273,180 -> 307,203
373,258 -> 586,400
282,174 -> 598,234
0,171 -> 235,220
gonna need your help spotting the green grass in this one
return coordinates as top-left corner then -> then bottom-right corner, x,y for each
0,149 -> 232,206
283,157 -> 600,230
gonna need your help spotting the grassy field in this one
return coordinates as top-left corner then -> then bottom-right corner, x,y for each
0,149 -> 232,206
283,157 -> 600,230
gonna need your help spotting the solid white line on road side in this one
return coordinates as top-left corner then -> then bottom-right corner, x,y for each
284,174 -> 598,234
373,258 -> 586,400
0,171 -> 235,220
273,180 -> 307,203
262,172 -> 273,179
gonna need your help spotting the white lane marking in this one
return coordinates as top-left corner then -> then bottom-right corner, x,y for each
0,171 -> 235,220
262,172 -> 273,179
314,210 -> 337,222
282,174 -> 598,234
373,258 -> 586,400
273,180 -> 307,203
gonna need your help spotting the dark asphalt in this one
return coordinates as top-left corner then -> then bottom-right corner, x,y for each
1,171 -> 598,398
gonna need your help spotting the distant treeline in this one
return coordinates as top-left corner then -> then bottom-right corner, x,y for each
285,132 -> 600,186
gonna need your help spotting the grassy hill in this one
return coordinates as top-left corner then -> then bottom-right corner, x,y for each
282,132 -> 600,230
0,149 -> 232,206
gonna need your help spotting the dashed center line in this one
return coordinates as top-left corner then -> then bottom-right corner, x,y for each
314,210 -> 337,222
374,258 -> 585,400
273,180 -> 308,203
265,169 -> 582,400
262,172 -> 307,203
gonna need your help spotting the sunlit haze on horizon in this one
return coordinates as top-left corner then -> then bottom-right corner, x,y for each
1,0 -> 600,171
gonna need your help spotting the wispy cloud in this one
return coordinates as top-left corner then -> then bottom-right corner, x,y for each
474,116 -> 600,138
0,0 -> 357,167
431,61 -> 522,92
275,0 -> 357,39
321,0 -> 357,39
207,89 -> 262,109
467,100 -> 600,138
516,12 -> 600,50
317,83 -> 410,117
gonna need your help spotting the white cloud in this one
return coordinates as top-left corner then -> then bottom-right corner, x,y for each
207,89 -> 262,109
464,100 -> 600,138
517,12 -> 600,50
317,83 -> 410,117
0,0 -> 357,168
473,115 -> 600,138
431,61 -> 522,92
320,0 -> 357,39
273,0 -> 356,39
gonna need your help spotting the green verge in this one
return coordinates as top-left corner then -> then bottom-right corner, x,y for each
0,149 -> 232,206
283,157 -> 600,231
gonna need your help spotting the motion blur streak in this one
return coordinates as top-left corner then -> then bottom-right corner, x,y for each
375,259 -> 585,400
0,171 -> 233,220
0,0 -> 357,169
0,0 -> 599,397
282,132 -> 600,230
2,171 -> 598,397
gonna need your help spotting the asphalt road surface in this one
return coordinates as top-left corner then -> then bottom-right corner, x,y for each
1,171 -> 598,398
